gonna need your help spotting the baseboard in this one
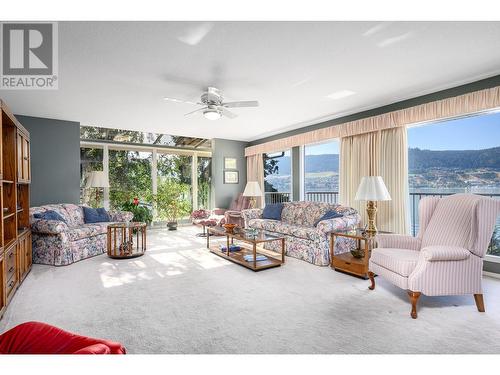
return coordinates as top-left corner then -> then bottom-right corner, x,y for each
483,271 -> 500,279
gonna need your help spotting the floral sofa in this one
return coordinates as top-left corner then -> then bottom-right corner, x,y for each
30,204 -> 133,266
241,201 -> 360,266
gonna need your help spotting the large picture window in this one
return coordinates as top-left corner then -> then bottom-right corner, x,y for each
407,111 -> 500,255
263,150 -> 291,204
304,140 -> 339,204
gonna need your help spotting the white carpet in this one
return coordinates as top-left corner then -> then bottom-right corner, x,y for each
2,226 -> 500,354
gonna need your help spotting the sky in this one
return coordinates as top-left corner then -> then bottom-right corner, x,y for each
303,110 -> 500,154
408,111 -> 500,150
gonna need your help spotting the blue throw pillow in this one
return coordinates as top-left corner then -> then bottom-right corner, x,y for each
314,210 -> 343,227
34,210 -> 67,223
83,206 -> 111,223
262,203 -> 284,220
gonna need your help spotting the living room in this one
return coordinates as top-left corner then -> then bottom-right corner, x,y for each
2,0 -> 500,372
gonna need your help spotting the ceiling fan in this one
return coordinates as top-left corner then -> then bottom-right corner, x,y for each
164,87 -> 259,120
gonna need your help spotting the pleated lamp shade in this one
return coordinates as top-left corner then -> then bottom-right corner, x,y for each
355,176 -> 391,201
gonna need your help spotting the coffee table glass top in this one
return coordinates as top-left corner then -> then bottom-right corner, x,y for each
333,228 -> 391,239
208,226 -> 284,243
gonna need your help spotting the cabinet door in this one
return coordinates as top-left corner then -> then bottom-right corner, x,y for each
0,253 -> 5,316
25,233 -> 32,274
17,133 -> 23,180
17,238 -> 25,281
22,137 -> 30,182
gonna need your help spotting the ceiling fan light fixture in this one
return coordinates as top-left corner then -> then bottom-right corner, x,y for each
203,109 -> 221,120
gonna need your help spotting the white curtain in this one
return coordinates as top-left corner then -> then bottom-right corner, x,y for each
339,127 -> 409,234
246,153 -> 265,208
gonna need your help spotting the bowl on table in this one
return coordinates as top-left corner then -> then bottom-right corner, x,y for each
223,223 -> 237,233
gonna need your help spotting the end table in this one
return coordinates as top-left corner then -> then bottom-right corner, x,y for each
329,228 -> 382,279
107,222 -> 147,259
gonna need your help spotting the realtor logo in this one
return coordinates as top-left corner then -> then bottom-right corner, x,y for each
0,22 -> 58,89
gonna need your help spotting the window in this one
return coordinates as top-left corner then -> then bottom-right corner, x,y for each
108,150 -> 153,209
80,147 -> 103,207
304,140 -> 339,204
407,111 -> 500,255
156,153 -> 193,222
263,150 -> 291,204
197,157 -> 212,209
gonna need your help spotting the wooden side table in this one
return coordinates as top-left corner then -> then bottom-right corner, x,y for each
329,228 -> 378,279
107,222 -> 147,259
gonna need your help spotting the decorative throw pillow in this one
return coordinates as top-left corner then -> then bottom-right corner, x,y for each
314,210 -> 343,227
34,210 -> 67,223
262,203 -> 284,220
83,207 -> 111,223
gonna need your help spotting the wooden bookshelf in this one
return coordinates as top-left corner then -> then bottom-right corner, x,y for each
0,99 -> 32,319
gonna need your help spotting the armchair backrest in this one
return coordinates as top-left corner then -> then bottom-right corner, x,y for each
229,193 -> 251,211
419,194 -> 500,257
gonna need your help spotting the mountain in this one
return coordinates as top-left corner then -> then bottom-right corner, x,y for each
269,147 -> 500,175
272,154 -> 339,175
409,147 -> 500,171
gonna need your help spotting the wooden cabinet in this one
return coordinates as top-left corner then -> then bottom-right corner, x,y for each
1,99 -> 31,320
17,131 -> 30,183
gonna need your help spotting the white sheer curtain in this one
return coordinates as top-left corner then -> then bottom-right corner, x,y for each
339,127 -> 409,234
246,153 -> 265,208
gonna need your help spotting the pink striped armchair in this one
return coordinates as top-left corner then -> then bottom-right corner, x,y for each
368,193 -> 500,319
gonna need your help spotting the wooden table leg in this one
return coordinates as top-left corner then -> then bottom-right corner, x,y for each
329,234 -> 335,268
253,242 -> 257,269
206,229 -> 210,249
281,238 -> 285,263
227,235 -> 230,256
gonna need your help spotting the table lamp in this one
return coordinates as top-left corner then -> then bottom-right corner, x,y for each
86,171 -> 110,206
355,176 -> 391,236
243,181 -> 262,209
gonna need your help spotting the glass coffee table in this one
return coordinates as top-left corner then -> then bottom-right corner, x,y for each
207,226 -> 285,271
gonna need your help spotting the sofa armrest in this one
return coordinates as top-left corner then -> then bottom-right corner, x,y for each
420,246 -> 471,261
241,208 -> 263,226
316,213 -> 361,235
225,210 -> 242,218
108,210 -> 133,222
212,208 -> 227,216
376,234 -> 421,251
31,219 -> 69,234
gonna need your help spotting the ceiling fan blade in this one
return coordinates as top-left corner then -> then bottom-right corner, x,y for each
222,100 -> 259,108
221,107 -> 238,119
184,107 -> 207,116
164,97 -> 202,106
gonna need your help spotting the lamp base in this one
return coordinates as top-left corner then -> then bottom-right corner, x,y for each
248,197 -> 257,209
365,200 -> 378,237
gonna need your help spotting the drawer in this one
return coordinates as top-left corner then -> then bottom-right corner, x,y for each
6,245 -> 16,269
6,260 -> 16,281
6,274 -> 17,298
332,257 -> 367,276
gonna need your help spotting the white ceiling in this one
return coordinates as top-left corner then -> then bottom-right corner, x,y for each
2,21 -> 500,142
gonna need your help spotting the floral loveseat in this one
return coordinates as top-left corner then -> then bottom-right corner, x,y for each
30,204 -> 133,266
241,201 -> 360,266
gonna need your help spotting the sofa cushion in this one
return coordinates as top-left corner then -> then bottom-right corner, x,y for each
370,248 -> 420,277
34,210 -> 67,223
31,204 -> 85,227
66,223 -> 109,241
313,210 -> 343,227
280,201 -> 357,227
83,207 -> 111,224
262,203 -> 284,220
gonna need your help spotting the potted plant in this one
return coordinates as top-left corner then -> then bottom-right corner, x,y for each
120,197 -> 153,225
154,180 -> 191,230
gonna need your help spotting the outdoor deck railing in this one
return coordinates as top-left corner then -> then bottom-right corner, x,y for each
264,190 -> 499,254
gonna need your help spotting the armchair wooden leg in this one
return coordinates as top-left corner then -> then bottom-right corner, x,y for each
408,291 -> 421,319
368,271 -> 376,290
474,294 -> 485,312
